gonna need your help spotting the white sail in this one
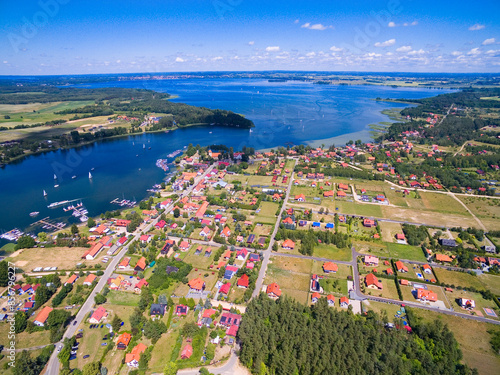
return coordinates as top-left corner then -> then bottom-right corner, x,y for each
89,171 -> 92,179
54,174 -> 57,179
43,190 -> 47,196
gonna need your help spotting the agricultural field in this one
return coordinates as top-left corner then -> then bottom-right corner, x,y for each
381,205 -> 473,228
458,195 -> 500,231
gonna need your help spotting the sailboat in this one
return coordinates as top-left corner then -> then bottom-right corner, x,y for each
143,144 -> 146,149
89,171 -> 93,179
43,190 -> 47,197
54,174 -> 57,180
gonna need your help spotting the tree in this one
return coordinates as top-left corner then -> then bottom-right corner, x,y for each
82,361 -> 101,375
0,261 -> 8,287
47,309 -> 71,329
14,311 -> 27,333
111,315 -> 122,332
38,232 -> 48,242
94,293 -> 107,305
15,235 -> 35,250
163,362 -> 178,375
87,217 -> 96,228
173,208 -> 180,218
71,224 -> 79,235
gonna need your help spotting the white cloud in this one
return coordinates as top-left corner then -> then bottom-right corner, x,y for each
482,38 -> 496,45
116,59 -> 121,63
306,52 -> 316,57
248,41 -> 255,46
211,56 -> 223,61
486,49 -> 500,55
266,46 -> 280,52
294,19 -> 299,24
374,39 -> 396,47
175,57 -> 184,62
3,61 -> 8,64
451,51 -> 462,56
469,24 -> 485,31
467,47 -> 481,55
388,21 -> 418,27
301,22 -> 333,30
396,46 -> 412,52
329,46 -> 343,52
408,49 -> 426,55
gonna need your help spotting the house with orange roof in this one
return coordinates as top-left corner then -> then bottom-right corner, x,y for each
221,226 -> 231,238
327,294 -> 335,306
340,296 -> 349,308
65,274 -> 78,286
82,242 -> 104,260
266,282 -> 282,299
125,343 -> 147,367
118,257 -> 130,269
338,183 -> 349,190
323,190 -> 334,197
83,274 -> 97,286
179,241 -> 190,251
435,254 -> 453,263
282,217 -> 294,225
237,274 -> 249,288
217,261 -> 226,269
395,261 -> 408,273
134,279 -> 149,293
422,264 -> 432,274
365,273 -> 383,289
188,278 -> 205,291
400,279 -> 409,286
322,262 -> 338,273
311,292 -> 321,304
282,239 -> 295,250
34,306 -> 53,327
337,190 -> 347,197
295,194 -> 305,202
117,332 -> 132,350
416,288 -> 438,302
135,257 -> 147,271
363,219 -> 376,227
364,255 -> 379,266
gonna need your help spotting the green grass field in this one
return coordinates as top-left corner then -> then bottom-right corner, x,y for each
313,243 -> 352,261
106,290 -> 141,306
385,243 -> 427,261
255,201 -> 279,224
433,268 -> 487,290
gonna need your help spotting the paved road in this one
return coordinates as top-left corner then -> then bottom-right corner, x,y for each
178,350 -> 239,375
45,165 -> 215,374
252,159 -> 297,298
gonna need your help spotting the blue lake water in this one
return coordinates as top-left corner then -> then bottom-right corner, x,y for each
0,79 -> 455,243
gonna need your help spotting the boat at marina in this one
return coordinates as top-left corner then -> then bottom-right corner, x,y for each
156,159 -> 169,171
166,149 -> 183,158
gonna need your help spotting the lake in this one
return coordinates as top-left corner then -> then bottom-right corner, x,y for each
0,79 -> 454,243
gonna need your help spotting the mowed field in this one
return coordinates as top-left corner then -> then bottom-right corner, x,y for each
7,246 -> 101,270
458,195 -> 500,231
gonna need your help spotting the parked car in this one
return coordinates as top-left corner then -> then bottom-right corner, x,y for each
83,355 -> 90,359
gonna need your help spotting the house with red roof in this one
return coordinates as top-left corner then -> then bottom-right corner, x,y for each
65,274 -> 78,286
422,264 -> 432,274
327,294 -> 335,306
237,274 -> 249,288
282,217 -> 294,225
337,190 -> 347,197
365,273 -> 383,289
364,255 -> 379,266
416,288 -> 438,302
221,226 -> 231,238
295,194 -> 305,202
179,241 -> 190,251
282,239 -> 295,250
134,278 -> 149,293
323,190 -> 334,197
181,344 -> 193,359
135,257 -> 147,271
219,283 -> 231,295
236,248 -> 248,260
363,219 -> 376,227
89,306 -> 108,324
311,292 -> 321,304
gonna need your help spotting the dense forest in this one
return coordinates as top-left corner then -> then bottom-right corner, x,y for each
238,295 -> 476,375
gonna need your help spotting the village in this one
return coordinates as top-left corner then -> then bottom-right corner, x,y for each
1,136 -> 500,375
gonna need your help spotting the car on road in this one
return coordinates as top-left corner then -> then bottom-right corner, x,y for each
57,345 -> 62,352
83,355 -> 90,359
73,320 -> 78,326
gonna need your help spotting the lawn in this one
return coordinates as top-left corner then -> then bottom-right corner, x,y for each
446,290 -> 499,319
313,243 -> 352,261
148,331 -> 179,374
106,290 -> 141,306
432,268 -> 487,291
311,260 -> 352,280
0,328 -> 51,349
353,240 -> 391,257
264,264 -> 311,292
255,201 -> 279,224
419,192 -> 469,215
362,300 -> 403,322
270,256 -> 313,274
334,201 -> 383,217
458,196 -> 500,231
411,308 -> 500,375
75,325 -> 109,370
478,273 -> 500,295
385,243 -> 427,262
365,278 -> 400,300
379,221 -> 403,243
101,304 -> 137,331
381,205 -> 473,228
183,246 -> 215,269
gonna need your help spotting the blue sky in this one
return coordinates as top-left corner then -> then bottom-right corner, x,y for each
0,0 -> 499,74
